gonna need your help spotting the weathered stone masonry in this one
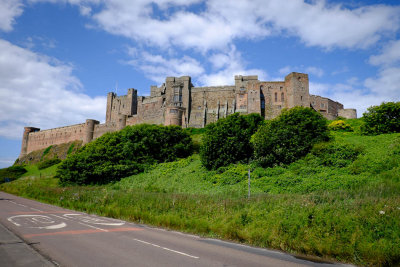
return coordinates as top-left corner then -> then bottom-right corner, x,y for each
19,72 -> 356,158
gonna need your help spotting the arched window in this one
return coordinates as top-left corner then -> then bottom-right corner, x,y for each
274,92 -> 278,102
281,92 -> 284,101
260,91 -> 265,117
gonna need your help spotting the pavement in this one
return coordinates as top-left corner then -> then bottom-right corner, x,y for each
0,218 -> 54,266
0,191 -> 354,267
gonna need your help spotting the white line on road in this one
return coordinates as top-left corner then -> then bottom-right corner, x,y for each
77,222 -> 109,232
30,207 -> 44,212
133,238 -> 199,259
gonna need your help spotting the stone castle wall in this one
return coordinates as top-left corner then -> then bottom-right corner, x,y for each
20,72 -> 356,158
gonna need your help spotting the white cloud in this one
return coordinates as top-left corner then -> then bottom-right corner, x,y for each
125,50 -> 205,85
257,0 -> 400,49
364,67 -> 400,101
279,65 -> 324,78
0,39 -> 106,140
0,0 -> 23,32
369,40 -> 400,66
200,46 -> 267,86
52,0 -> 400,51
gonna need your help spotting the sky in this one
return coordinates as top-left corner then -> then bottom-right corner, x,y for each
0,0 -> 399,168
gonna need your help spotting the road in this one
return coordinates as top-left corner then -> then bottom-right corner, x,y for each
0,191 -> 352,267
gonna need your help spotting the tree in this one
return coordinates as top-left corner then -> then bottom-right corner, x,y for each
361,102 -> 400,135
251,107 -> 329,167
200,113 -> 264,170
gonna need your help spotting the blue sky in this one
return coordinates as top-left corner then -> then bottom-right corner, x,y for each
0,0 -> 399,168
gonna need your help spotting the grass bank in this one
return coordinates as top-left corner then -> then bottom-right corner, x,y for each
1,129 -> 400,266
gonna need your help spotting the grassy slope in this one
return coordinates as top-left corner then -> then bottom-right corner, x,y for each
1,123 -> 400,266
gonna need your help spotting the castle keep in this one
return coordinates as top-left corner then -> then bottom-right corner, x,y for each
20,72 -> 356,158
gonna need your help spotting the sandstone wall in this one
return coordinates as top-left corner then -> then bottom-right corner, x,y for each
26,123 -> 86,155
338,109 -> 357,119
189,86 -> 236,127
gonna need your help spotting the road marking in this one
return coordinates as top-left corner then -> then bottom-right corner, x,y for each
30,207 -> 44,212
23,227 -> 142,238
7,215 -> 67,229
77,222 -> 108,232
133,238 -> 199,259
11,211 -> 74,214
62,214 -> 125,226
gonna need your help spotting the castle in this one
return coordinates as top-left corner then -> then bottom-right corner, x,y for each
19,72 -> 356,158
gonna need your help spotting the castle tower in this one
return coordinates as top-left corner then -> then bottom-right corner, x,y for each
106,92 -> 115,123
19,127 -> 40,159
285,72 -> 310,108
234,75 -> 259,113
83,119 -> 99,144
164,76 -> 192,126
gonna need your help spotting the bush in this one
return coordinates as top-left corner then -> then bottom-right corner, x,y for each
200,113 -> 264,170
328,120 -> 353,132
310,142 -> 363,167
361,102 -> 400,135
57,124 -> 193,185
37,158 -> 61,170
0,166 -> 27,183
251,107 -> 329,167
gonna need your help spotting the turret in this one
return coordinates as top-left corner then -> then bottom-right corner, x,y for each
19,127 -> 40,159
83,119 -> 99,144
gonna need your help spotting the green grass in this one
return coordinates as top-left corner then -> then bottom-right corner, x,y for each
1,128 -> 400,266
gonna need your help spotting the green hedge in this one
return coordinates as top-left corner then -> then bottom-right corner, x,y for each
57,124 -> 193,185
0,166 -> 27,183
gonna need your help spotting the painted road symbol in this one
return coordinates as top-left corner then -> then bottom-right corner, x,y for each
62,214 -> 125,226
8,215 -> 67,230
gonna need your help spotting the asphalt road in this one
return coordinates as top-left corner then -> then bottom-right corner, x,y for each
0,191 -> 353,267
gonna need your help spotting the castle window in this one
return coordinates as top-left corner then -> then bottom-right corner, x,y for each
275,92 -> 278,102
281,92 -> 284,102
170,109 -> 178,114
301,96 -> 303,101
260,91 -> 265,117
321,103 -> 325,108
260,85 -> 264,90
280,86 -> 283,91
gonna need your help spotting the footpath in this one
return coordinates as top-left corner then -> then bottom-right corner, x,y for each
0,222 -> 54,267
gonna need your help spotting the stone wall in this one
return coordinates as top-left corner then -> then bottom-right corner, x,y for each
24,123 -> 86,156
338,109 -> 357,119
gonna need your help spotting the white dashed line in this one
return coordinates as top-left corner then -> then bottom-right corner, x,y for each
133,238 -> 199,259
77,222 -> 108,232
30,207 -> 44,212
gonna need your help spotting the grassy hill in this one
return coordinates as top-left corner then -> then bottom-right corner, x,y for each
1,119 -> 400,266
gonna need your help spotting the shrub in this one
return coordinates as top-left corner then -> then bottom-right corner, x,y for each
57,124 -> 193,185
310,142 -> 363,167
200,113 -> 264,170
0,166 -> 27,183
37,158 -> 61,170
251,107 -> 329,167
361,102 -> 400,135
328,120 -> 353,132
